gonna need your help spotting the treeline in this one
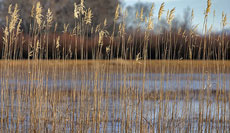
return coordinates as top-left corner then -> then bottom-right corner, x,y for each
0,31 -> 229,60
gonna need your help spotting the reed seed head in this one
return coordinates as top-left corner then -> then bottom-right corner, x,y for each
36,40 -> 41,52
166,9 -> 169,21
104,18 -> 107,27
136,53 -> 141,61
3,26 -> 9,36
158,2 -> 165,21
147,18 -> 154,30
114,4 -> 120,21
140,8 -> 144,22
31,5 -> 35,18
98,31 -> 104,46
135,11 -> 139,20
191,9 -> 194,22
118,23 -> 122,35
106,46 -> 110,54
35,2 -> 43,28
95,24 -> 101,33
3,27 -> 9,44
149,3 -> 155,18
80,1 -> 85,15
85,8 -> 93,25
74,3 -> 79,19
8,4 -> 12,14
222,12 -> 227,27
205,0 -> 211,18
167,8 -> 176,25
74,1 -> 85,19
9,4 -> 19,33
81,0 -> 84,7
56,36 -> 60,49
98,30 -> 109,46
16,19 -> 22,36
46,8 -> 53,28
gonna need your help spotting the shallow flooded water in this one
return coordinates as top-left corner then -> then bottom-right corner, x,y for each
2,60 -> 230,91
0,60 -> 230,132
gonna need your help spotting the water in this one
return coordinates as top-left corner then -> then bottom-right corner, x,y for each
0,60 -> 229,132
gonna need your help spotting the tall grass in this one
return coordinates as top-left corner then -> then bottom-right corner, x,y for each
0,0 -> 230,132
0,60 -> 229,132
0,0 -> 229,60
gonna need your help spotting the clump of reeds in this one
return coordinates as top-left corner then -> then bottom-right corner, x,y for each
1,0 -> 230,60
1,60 -> 229,132
0,1 -> 230,132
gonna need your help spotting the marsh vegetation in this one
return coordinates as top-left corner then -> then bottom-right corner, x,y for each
0,0 -> 230,132
1,60 -> 230,132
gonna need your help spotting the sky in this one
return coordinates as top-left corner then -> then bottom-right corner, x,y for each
122,0 -> 230,32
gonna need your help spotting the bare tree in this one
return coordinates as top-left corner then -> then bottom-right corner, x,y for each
0,0 -> 119,32
125,2 -> 152,29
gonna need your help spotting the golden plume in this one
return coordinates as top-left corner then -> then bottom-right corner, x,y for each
158,2 -> 165,20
